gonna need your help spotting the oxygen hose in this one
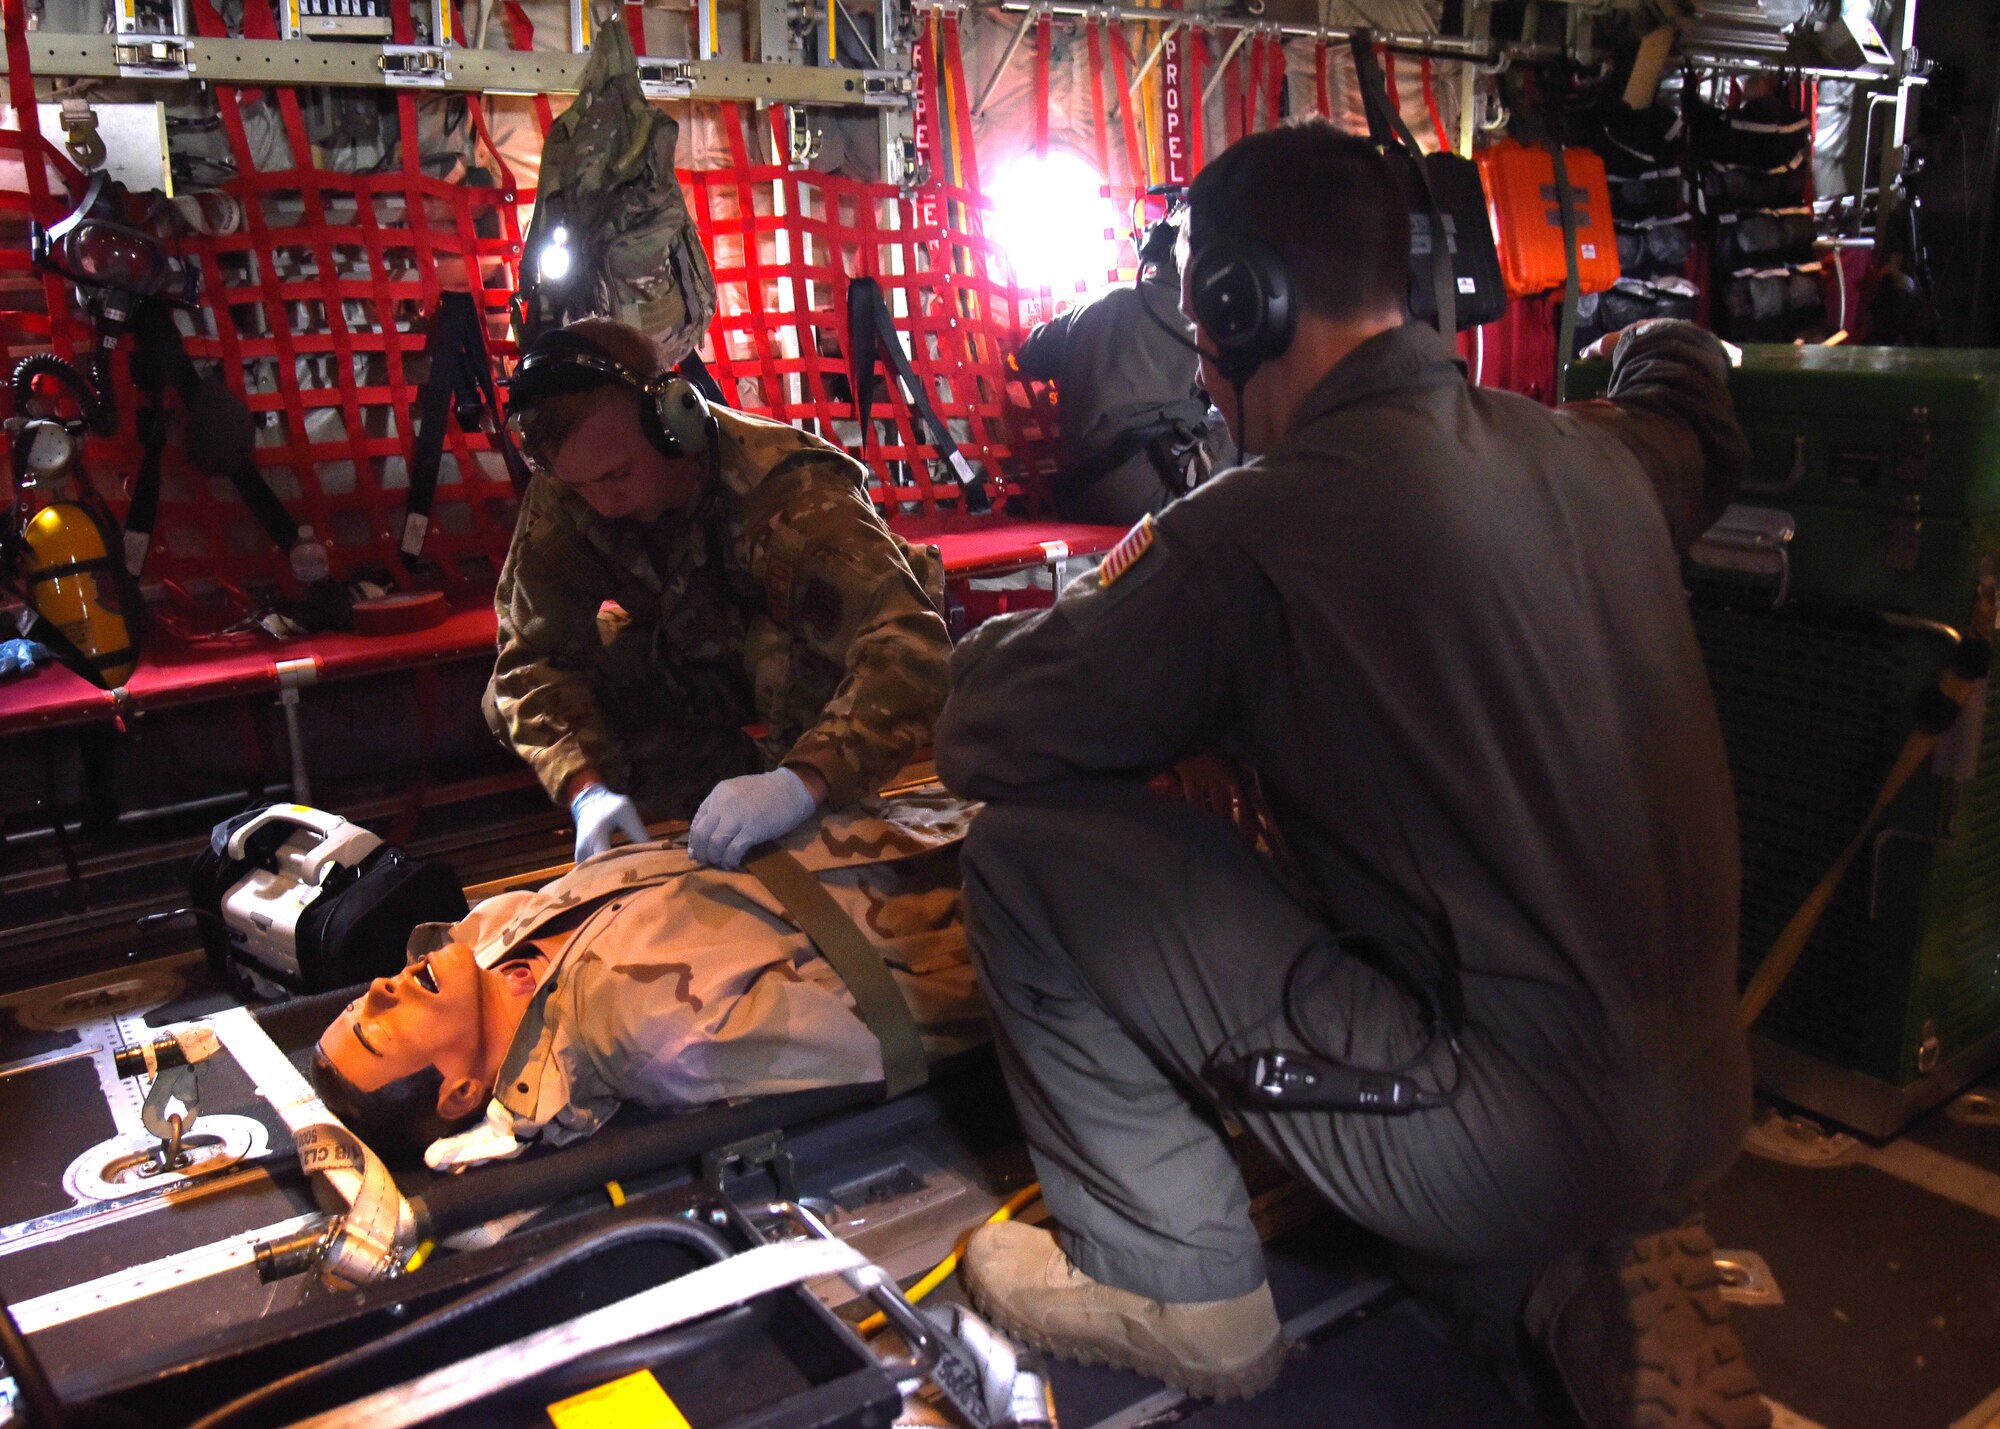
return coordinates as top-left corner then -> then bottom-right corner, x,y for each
184,1215 -> 739,1429
855,1181 -> 1041,1337
10,354 -> 111,438
0,1279 -> 66,1428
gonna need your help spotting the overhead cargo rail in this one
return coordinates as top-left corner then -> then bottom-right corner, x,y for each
916,0 -> 1922,86
0,30 -> 914,102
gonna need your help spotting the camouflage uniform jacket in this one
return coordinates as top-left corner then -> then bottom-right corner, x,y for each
409,790 -> 985,1148
490,407 -> 951,809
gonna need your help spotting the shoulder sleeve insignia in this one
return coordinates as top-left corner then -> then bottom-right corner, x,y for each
1098,515 -> 1157,588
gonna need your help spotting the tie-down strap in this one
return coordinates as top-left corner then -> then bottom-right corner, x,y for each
744,845 -> 929,1100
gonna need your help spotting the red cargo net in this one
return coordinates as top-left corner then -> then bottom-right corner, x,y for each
0,0 -> 1089,605
2,1 -> 528,597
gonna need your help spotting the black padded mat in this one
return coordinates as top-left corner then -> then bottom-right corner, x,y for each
0,1172 -> 319,1304
0,1058 -> 114,1227
142,986 -> 246,1028
1705,1153 -> 2000,1429
1183,1301 -> 1543,1428
0,1006 -> 81,1064
1044,1214 -> 1471,1427
36,1259 -> 320,1392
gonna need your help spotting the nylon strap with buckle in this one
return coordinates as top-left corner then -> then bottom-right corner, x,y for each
404,291 -> 532,558
743,844 -> 928,1100
1549,140 -> 1582,403
847,274 -> 992,515
126,299 -> 301,575
1350,32 -> 1456,336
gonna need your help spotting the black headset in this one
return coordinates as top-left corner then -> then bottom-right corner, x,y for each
508,327 -> 714,463
1185,232 -> 1297,389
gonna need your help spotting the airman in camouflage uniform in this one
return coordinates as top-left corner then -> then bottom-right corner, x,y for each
485,325 -> 951,837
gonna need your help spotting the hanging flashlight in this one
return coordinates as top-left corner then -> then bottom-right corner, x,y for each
537,225 -> 574,285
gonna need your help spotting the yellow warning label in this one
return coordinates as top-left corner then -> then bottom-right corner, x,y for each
546,1369 -> 692,1429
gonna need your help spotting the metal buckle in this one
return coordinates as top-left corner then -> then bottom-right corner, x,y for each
861,71 -> 916,106
638,59 -> 697,99
702,1130 -> 800,1204
755,1199 -> 1015,1426
113,35 -> 191,77
379,44 -> 452,86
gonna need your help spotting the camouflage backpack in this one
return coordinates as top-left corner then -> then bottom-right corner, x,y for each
515,16 -> 716,364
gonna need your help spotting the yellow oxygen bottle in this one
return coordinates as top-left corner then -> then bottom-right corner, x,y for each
20,502 -> 138,686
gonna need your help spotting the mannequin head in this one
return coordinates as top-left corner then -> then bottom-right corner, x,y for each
309,942 -> 538,1159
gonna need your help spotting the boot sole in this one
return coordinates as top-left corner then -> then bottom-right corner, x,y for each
961,1287 -> 1289,1403
1618,1223 -> 1772,1429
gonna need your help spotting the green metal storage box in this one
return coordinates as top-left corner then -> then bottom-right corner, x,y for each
1570,345 -> 2000,1135
1727,345 -> 2000,518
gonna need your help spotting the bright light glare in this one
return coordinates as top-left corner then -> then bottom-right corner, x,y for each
986,150 -> 1122,294
538,225 -> 572,284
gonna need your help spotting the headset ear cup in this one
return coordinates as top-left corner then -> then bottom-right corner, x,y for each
1190,237 -> 1296,387
652,375 -> 713,462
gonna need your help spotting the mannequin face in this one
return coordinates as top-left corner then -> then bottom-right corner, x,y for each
317,942 -> 508,1099
549,390 -> 700,523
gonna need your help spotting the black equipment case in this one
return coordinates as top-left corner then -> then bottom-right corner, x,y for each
190,803 -> 468,998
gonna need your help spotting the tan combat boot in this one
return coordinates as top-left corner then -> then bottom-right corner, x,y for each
1524,1216 -> 1771,1428
958,1221 -> 1287,1401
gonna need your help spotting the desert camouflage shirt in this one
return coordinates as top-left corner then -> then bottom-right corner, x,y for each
489,407 -> 951,809
409,790 -> 985,1148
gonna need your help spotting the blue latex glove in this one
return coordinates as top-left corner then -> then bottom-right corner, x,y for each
688,767 -> 819,869
570,783 -> 648,863
0,639 -> 51,679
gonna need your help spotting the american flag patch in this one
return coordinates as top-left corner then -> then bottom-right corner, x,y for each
1098,515 -> 1156,588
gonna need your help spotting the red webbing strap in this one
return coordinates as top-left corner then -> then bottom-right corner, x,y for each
503,3 -> 557,135
1383,47 -> 1401,113
182,0 -> 276,579
3,0 -> 82,358
910,16 -> 946,240
715,107 -> 793,419
1264,33 -> 1285,130
193,1 -> 320,587
1031,10 -> 1052,160
1224,35 -> 1247,146
2,0 -> 52,218
240,0 -> 386,575
464,95 -> 521,203
1085,21 -> 1112,183
1315,37 -> 1330,117
941,13 -> 980,193
1106,19 -> 1144,188
1187,29 -> 1207,172
1807,78 -> 1819,203
1420,57 -> 1448,154
625,2 -> 647,53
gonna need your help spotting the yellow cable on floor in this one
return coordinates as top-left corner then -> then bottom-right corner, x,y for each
856,1182 -> 1041,1337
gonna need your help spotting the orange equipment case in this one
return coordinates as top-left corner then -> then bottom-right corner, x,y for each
1476,139 -> 1623,298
